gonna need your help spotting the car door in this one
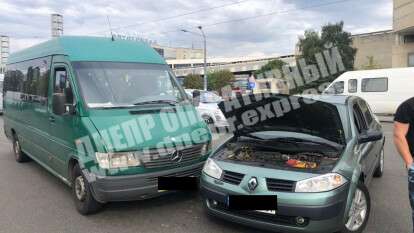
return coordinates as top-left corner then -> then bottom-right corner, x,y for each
48,63 -> 78,176
353,101 -> 377,185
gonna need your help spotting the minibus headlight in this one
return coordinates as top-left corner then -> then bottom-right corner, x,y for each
95,152 -> 141,169
201,142 -> 212,155
295,173 -> 347,193
203,158 -> 223,180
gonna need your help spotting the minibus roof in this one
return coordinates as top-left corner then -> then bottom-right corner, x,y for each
7,36 -> 166,65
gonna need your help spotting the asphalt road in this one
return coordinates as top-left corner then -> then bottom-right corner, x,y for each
0,117 -> 411,233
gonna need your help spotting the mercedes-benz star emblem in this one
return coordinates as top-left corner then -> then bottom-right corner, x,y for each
248,177 -> 258,191
170,150 -> 183,163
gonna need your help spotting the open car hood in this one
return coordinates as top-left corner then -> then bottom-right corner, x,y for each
218,94 -> 346,145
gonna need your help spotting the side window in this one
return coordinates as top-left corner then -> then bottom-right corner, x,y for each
53,67 -> 74,115
348,79 -> 357,93
359,100 -> 373,126
361,77 -> 388,92
353,104 -> 367,134
326,81 -> 344,94
409,54 -> 414,67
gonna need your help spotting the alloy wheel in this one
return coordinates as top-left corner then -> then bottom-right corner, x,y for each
74,176 -> 87,201
345,188 -> 368,231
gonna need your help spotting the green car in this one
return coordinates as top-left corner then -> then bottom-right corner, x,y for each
3,36 -> 211,215
201,94 -> 384,233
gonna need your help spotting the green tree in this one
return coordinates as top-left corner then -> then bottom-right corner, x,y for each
183,74 -> 203,89
207,70 -> 235,94
361,56 -> 381,70
254,59 -> 287,77
295,21 -> 356,93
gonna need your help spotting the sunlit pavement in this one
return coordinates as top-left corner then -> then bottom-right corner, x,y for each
0,117 -> 410,233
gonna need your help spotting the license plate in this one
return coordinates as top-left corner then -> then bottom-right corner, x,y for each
255,210 -> 276,215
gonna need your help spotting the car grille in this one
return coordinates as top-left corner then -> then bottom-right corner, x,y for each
146,165 -> 203,185
141,144 -> 204,169
266,178 -> 296,192
221,170 -> 245,185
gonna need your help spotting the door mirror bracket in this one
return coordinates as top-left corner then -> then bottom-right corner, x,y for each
358,130 -> 383,144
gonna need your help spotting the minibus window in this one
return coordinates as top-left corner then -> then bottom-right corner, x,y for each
325,81 -> 344,94
72,62 -> 187,108
348,79 -> 357,93
53,67 -> 74,114
361,77 -> 388,92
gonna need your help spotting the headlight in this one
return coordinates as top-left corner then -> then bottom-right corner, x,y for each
200,142 -> 212,155
203,158 -> 223,179
295,173 -> 347,193
95,152 -> 141,169
214,110 -> 224,120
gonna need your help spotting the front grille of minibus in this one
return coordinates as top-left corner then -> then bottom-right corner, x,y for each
266,178 -> 296,192
221,171 -> 245,185
141,144 -> 204,169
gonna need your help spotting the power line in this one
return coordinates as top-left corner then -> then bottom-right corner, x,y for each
92,0 -> 252,35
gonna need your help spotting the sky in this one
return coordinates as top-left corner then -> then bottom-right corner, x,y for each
0,0 -> 393,58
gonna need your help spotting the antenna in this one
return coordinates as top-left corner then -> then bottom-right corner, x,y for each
106,15 -> 115,41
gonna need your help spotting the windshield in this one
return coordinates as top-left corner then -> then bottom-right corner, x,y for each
201,91 -> 222,103
324,81 -> 344,94
72,62 -> 187,108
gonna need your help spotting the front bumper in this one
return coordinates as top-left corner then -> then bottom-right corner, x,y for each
200,179 -> 349,233
83,162 -> 204,203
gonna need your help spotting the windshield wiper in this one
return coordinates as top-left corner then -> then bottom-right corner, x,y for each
133,100 -> 178,106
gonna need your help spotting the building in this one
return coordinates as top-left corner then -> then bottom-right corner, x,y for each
152,45 -> 203,60
51,14 -> 63,37
352,0 -> 414,69
0,35 -> 9,74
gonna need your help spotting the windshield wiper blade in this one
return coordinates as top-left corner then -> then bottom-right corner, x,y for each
133,100 -> 178,106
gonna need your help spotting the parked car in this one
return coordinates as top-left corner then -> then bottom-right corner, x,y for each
3,36 -> 212,215
185,89 -> 229,128
201,94 -> 384,233
323,67 -> 414,115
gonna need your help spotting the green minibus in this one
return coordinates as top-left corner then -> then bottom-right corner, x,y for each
2,36 -> 211,214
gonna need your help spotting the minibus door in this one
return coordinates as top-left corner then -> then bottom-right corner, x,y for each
48,64 -> 77,175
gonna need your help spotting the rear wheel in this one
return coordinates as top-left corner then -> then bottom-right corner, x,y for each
12,133 -> 30,163
72,164 -> 103,215
341,182 -> 371,233
373,149 -> 384,178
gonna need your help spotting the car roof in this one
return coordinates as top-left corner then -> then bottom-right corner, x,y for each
8,36 -> 166,65
299,94 -> 351,105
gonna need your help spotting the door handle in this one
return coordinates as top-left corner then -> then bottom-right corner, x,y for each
49,116 -> 55,122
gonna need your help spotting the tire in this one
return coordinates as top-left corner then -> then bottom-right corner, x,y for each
12,133 -> 31,163
373,148 -> 384,178
341,182 -> 371,233
71,164 -> 103,215
202,116 -> 214,126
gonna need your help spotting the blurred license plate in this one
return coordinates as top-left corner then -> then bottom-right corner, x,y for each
255,210 -> 276,215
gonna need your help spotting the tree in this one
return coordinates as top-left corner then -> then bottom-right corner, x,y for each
295,21 -> 356,93
183,74 -> 203,89
361,56 -> 381,70
207,70 -> 235,94
254,59 -> 287,77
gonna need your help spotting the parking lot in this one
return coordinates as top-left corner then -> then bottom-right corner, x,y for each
0,116 -> 411,233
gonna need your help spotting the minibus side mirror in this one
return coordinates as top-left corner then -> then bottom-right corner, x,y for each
52,93 -> 66,115
358,130 -> 383,144
192,90 -> 201,107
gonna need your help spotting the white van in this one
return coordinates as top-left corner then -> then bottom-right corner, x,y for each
324,67 -> 414,115
0,73 -> 3,114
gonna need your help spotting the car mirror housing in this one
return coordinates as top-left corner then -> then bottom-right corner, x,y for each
358,130 -> 383,144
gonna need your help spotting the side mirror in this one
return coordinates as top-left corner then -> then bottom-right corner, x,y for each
52,93 -> 66,115
358,130 -> 383,144
192,90 -> 200,107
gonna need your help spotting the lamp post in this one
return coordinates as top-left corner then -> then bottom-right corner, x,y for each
181,26 -> 207,91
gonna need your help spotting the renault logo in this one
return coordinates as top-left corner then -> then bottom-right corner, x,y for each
170,150 -> 183,163
248,177 -> 258,191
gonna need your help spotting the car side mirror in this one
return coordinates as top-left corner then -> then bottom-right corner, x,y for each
358,130 -> 383,144
192,90 -> 200,107
52,93 -> 66,115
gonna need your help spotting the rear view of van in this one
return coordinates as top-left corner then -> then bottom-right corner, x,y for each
3,36 -> 212,214
324,67 -> 414,115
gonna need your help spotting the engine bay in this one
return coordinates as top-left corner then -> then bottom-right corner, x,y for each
215,141 -> 340,172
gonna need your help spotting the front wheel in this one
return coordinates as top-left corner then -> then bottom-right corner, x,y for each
72,164 -> 103,215
341,182 -> 371,233
12,134 -> 31,163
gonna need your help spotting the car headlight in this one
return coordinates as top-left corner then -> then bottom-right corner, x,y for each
203,158 -> 223,179
214,110 -> 224,120
95,152 -> 141,169
295,173 -> 347,193
201,142 -> 212,155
